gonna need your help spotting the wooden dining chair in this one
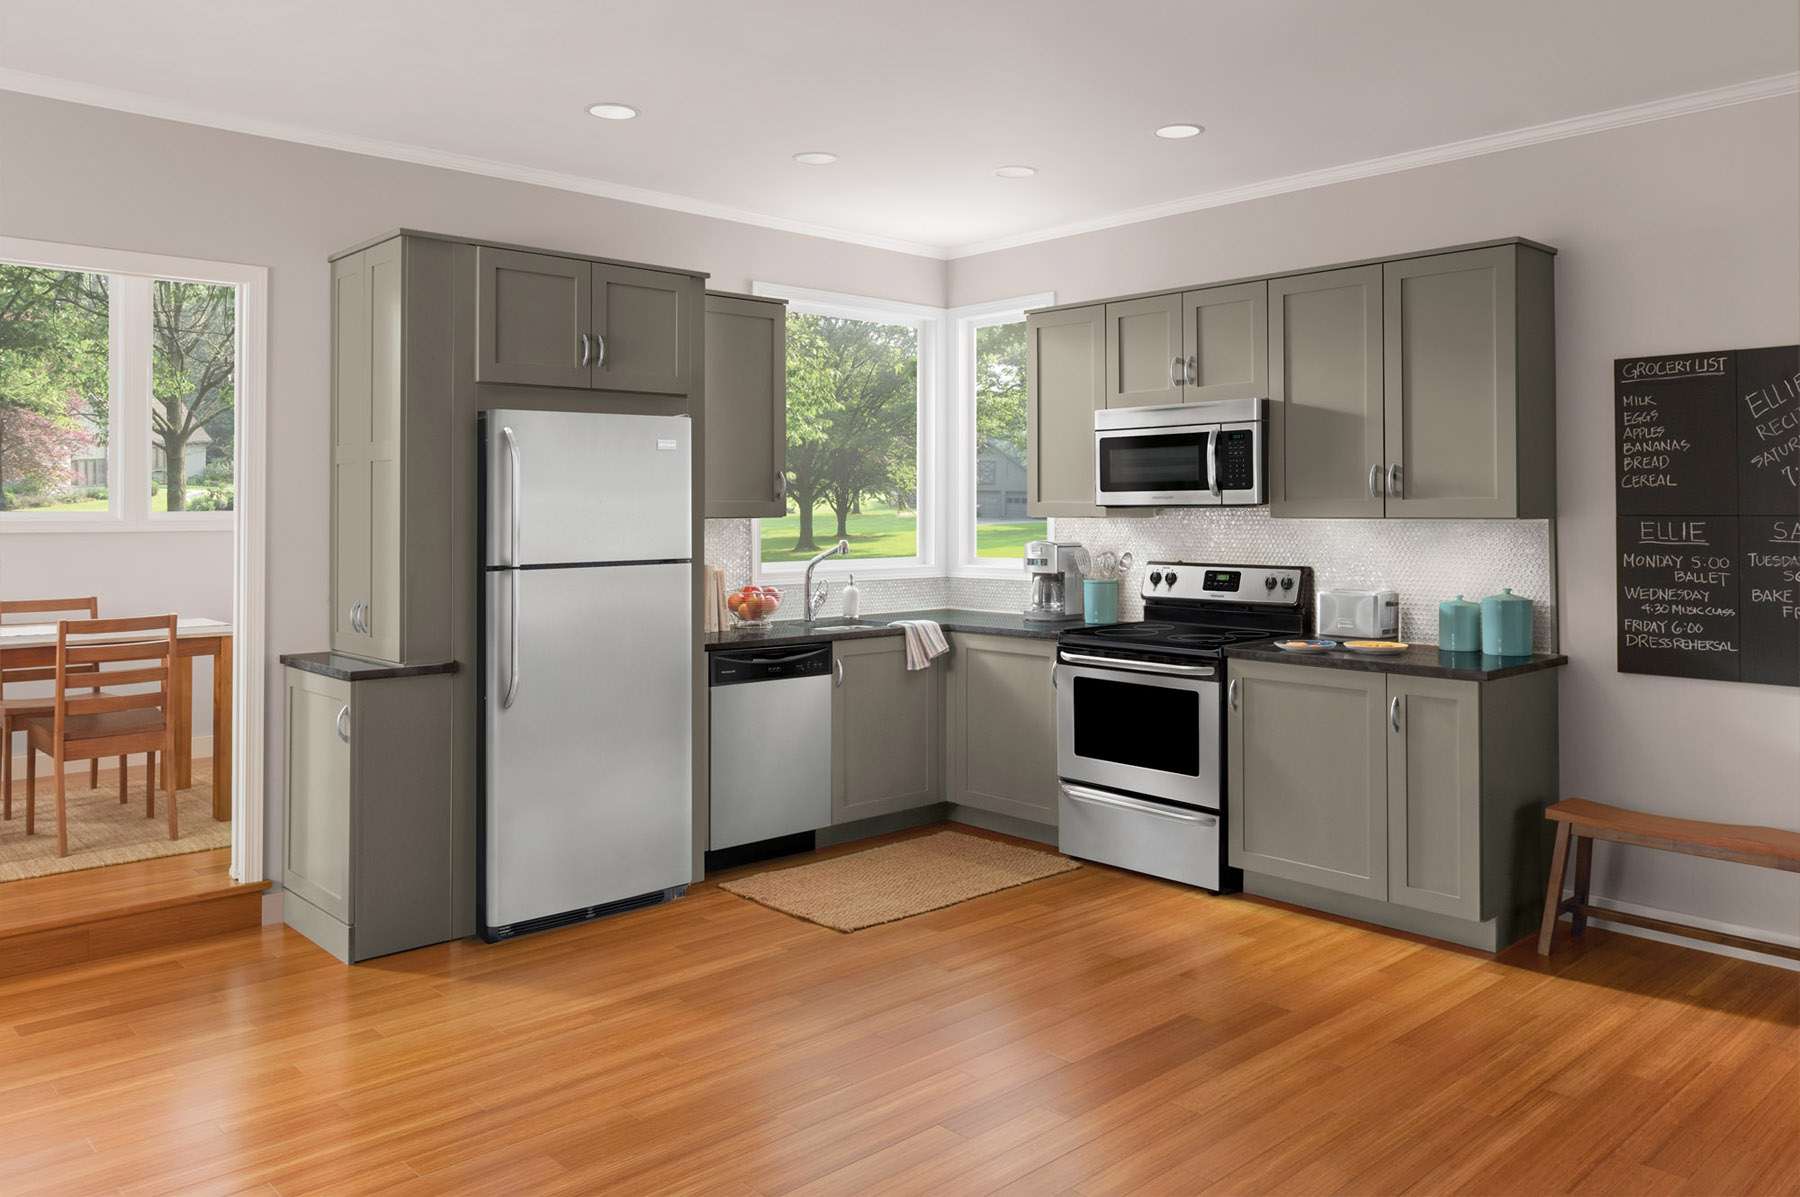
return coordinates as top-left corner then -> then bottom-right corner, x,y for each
1,596 -> 115,819
16,615 -> 180,857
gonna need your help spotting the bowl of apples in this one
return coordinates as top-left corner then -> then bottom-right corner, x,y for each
726,584 -> 784,628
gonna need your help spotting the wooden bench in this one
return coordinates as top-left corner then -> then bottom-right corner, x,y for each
1538,798 -> 1800,960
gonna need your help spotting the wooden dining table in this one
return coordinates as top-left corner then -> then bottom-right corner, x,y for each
0,617 -> 233,821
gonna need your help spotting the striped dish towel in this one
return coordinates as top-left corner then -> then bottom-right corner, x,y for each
888,619 -> 949,670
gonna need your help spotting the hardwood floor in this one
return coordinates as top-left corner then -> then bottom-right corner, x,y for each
0,825 -> 1793,1195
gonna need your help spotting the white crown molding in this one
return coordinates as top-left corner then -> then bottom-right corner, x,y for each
3,66 -> 1792,263
945,71 -> 1800,259
0,68 -> 952,261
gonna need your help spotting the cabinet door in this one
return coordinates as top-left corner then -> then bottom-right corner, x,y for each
364,239 -> 404,663
593,263 -> 692,395
474,247 -> 593,388
1182,280 -> 1268,403
285,670 -> 353,922
945,635 -> 1058,826
1383,247 -> 1518,517
331,251 -> 372,656
1105,293 -> 1184,409
1026,305 -> 1107,518
832,638 -> 941,823
1268,266 -> 1386,518
703,294 -> 785,517
1227,659 -> 1387,898
1386,675 -> 1482,919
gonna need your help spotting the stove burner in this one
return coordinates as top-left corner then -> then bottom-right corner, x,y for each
1167,632 -> 1228,646
1093,622 -> 1175,638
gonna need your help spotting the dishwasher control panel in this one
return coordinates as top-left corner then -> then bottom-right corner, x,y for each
709,643 -> 833,686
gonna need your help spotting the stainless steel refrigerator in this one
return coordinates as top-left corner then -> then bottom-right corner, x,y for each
479,408 -> 693,940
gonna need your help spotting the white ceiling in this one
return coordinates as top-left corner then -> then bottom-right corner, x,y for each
2,1 -> 1795,258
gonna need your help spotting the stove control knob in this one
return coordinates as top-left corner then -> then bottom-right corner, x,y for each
1164,570 -> 1179,587
1280,576 -> 1295,591
1263,575 -> 1277,590
1148,570 -> 1163,588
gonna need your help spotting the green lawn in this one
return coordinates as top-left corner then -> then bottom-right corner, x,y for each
758,501 -> 1044,563
8,486 -> 228,513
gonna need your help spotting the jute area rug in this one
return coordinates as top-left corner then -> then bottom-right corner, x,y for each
0,760 -> 229,882
720,830 -> 1079,932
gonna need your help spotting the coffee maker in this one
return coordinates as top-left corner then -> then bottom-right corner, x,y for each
1023,540 -> 1088,621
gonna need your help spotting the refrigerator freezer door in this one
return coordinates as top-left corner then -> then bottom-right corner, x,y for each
485,409 -> 691,567
484,561 -> 692,930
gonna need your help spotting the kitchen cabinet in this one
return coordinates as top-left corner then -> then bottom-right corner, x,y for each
1226,659 -> 1388,898
703,293 -> 786,518
1182,280 -> 1268,403
1104,293 -> 1184,408
1382,245 -> 1556,518
831,637 -> 942,823
1026,304 -> 1109,518
1227,657 -> 1559,947
1268,265 -> 1387,518
331,236 -> 454,664
944,634 -> 1058,827
475,248 -> 694,395
282,664 -> 457,962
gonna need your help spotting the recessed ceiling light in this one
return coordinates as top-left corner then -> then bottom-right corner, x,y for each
586,102 -> 639,120
793,151 -> 838,165
993,165 -> 1037,179
1155,123 -> 1205,139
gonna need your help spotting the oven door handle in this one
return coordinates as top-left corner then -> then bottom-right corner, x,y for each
1058,650 -> 1216,679
1061,782 -> 1216,825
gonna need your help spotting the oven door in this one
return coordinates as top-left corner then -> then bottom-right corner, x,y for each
1094,425 -> 1216,506
1055,651 -> 1221,809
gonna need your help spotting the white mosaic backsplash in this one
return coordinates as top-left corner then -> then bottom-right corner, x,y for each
704,512 -> 1557,650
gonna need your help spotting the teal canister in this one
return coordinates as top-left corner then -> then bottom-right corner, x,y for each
1083,578 -> 1119,625
1437,595 -> 1482,652
1480,588 -> 1534,656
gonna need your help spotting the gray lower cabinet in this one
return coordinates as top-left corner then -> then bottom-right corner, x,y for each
283,666 -> 457,962
831,638 -> 941,823
703,292 -> 786,518
1386,674 -> 1481,919
1104,293 -> 1184,408
944,635 -> 1058,827
1182,280 -> 1267,403
1026,304 -> 1109,518
1227,660 -> 1389,899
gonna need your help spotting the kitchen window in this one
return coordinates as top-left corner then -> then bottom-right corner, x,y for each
1,259 -> 238,526
949,295 -> 1054,574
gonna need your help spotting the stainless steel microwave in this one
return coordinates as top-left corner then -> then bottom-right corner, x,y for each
1094,398 -> 1268,506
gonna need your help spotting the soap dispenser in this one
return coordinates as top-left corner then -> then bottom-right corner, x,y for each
841,573 -> 860,620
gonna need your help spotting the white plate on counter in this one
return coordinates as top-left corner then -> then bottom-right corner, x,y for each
1340,640 -> 1411,656
1274,639 -> 1339,654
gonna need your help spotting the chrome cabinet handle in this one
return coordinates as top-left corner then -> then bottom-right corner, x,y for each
335,704 -> 351,743
503,570 -> 520,709
501,425 -> 521,566
579,332 -> 593,367
1228,677 -> 1241,711
1185,354 -> 1197,386
347,600 -> 359,633
1050,660 -> 1059,690
1387,463 -> 1403,498
834,658 -> 844,688
1390,696 -> 1401,733
358,601 -> 369,635
1058,650 -> 1216,678
594,333 -> 607,368
1206,428 -> 1221,497
1170,355 -> 1185,387
1368,463 -> 1383,499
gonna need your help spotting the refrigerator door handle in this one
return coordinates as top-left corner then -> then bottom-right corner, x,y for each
503,569 -> 520,709
501,425 -> 521,566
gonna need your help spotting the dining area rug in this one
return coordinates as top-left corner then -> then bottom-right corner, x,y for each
0,760 -> 228,882
720,830 -> 1079,932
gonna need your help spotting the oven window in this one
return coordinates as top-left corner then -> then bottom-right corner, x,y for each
1071,677 -> 1201,776
1098,432 -> 1206,493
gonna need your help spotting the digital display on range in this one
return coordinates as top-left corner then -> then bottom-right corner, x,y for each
1203,570 -> 1240,592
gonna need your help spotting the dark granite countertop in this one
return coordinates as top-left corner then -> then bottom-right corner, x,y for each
280,652 -> 461,682
1225,640 -> 1567,682
704,608 -> 1079,650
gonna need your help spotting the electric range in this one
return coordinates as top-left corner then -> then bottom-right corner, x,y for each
1054,561 -> 1312,892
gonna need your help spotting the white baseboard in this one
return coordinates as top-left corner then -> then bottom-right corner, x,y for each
9,736 -> 211,776
1575,892 -> 1800,973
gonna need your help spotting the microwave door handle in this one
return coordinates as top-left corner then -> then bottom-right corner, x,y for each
1207,428 -> 1221,497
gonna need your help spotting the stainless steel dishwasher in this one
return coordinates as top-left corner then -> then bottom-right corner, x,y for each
709,642 -> 833,850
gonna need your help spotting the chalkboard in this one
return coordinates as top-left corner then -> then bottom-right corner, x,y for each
1615,346 -> 1799,686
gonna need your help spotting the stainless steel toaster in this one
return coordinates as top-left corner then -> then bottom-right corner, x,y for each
1316,588 -> 1400,639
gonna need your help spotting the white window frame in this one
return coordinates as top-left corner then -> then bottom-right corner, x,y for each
0,235 -> 269,886
748,282 -> 946,581
947,293 -> 1055,578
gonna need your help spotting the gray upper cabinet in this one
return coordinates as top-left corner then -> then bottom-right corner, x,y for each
944,635 -> 1058,827
1182,280 -> 1268,403
475,248 -> 693,395
1386,675 -> 1482,919
474,247 -> 593,389
1027,305 -> 1108,518
1383,245 -> 1555,518
1227,658 -> 1388,899
703,293 -> 786,518
1104,293 -> 1184,408
832,638 -> 941,823
1268,265 -> 1387,518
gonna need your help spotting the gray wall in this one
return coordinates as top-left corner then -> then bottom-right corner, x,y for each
0,89 -> 948,886
951,95 -> 1800,944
